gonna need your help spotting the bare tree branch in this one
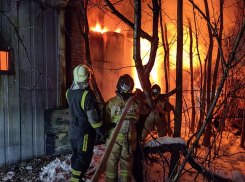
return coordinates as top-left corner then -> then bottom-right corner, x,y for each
211,0 -> 224,102
188,0 -> 227,68
133,0 -> 155,109
144,0 -> 159,75
203,0 -> 214,147
77,0 -> 105,106
172,18 -> 245,182
103,0 -> 153,42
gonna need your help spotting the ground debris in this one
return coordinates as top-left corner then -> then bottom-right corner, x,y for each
0,151 -> 72,182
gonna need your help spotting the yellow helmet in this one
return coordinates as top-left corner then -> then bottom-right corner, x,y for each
73,64 -> 90,82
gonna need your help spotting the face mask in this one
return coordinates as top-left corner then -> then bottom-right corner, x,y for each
70,82 -> 89,90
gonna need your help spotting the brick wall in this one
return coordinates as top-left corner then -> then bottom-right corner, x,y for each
65,0 -> 85,88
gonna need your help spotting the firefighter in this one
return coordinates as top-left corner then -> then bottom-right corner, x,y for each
66,64 -> 105,182
103,74 -> 150,182
142,84 -> 174,140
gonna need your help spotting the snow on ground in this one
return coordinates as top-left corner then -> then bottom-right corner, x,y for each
1,123 -> 245,182
1,171 -> 15,181
39,156 -> 71,182
144,136 -> 187,147
37,145 -> 107,182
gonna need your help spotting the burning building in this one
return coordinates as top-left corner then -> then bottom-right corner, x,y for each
1,0 -> 244,169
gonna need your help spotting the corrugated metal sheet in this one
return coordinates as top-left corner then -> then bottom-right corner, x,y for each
0,0 -> 62,168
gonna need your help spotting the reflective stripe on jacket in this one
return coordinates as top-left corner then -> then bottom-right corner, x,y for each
103,95 -> 150,141
66,88 -> 103,134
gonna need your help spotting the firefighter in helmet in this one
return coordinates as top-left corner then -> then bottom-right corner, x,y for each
142,84 -> 174,140
66,64 -> 105,182
103,74 -> 150,182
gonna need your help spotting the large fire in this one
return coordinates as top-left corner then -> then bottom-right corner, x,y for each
115,28 -> 121,33
133,25 -> 203,92
91,23 -> 108,33
133,39 -> 164,90
169,25 -> 201,70
90,22 -> 202,93
91,23 -> 121,34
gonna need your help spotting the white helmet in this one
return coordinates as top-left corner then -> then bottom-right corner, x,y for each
73,64 -> 90,82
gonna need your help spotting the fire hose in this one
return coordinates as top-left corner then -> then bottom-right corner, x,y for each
91,95 -> 136,182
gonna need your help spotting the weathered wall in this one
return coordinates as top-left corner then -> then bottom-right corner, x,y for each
0,0 -> 63,168
45,108 -> 71,155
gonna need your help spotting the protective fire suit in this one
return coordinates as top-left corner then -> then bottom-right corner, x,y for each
142,98 -> 173,140
66,86 -> 104,182
103,94 -> 150,182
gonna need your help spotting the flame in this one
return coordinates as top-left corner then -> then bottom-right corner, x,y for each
134,39 -> 163,90
115,28 -> 121,33
133,26 -> 204,92
90,21 -> 204,94
91,23 -> 108,33
91,23 -> 122,34
169,26 -> 203,69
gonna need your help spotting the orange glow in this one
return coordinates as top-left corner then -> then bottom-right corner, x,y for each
0,51 -> 9,71
133,25 -> 204,91
169,26 -> 204,69
90,21 -> 204,94
134,39 -> 164,90
115,28 -> 121,33
91,23 -> 108,33
91,23 -> 122,34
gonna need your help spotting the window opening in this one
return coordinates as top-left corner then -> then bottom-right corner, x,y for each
0,50 -> 9,71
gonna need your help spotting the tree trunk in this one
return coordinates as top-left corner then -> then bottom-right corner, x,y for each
174,0 -> 183,139
133,0 -> 159,109
241,110 -> 245,148
159,1 -> 171,136
78,0 -> 105,106
192,7 -> 203,133
197,60 -> 207,130
211,0 -> 224,102
188,18 -> 195,133
165,24 -> 171,136
169,0 -> 183,178
164,23 -> 170,97
203,0 -> 214,147
159,0 -> 168,95
104,0 -> 159,109
172,16 -> 245,182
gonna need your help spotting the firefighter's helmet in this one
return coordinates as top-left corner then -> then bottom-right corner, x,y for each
73,64 -> 90,82
117,74 -> 134,93
151,84 -> 161,97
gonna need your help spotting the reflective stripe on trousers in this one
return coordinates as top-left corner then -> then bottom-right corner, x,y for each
108,130 -> 137,140
105,140 -> 135,182
82,134 -> 88,151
